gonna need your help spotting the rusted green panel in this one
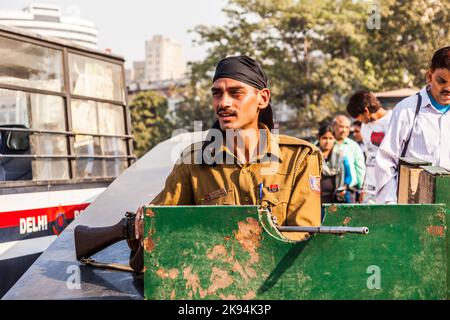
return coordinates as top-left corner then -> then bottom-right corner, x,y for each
435,173 -> 450,206
143,204 -> 447,300
433,173 -> 450,298
430,169 -> 450,299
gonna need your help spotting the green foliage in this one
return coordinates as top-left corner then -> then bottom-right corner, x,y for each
364,0 -> 450,89
183,0 -> 449,135
169,77 -> 216,132
129,91 -> 174,158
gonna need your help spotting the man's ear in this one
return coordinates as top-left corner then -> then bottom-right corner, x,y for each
426,69 -> 433,83
257,88 -> 271,110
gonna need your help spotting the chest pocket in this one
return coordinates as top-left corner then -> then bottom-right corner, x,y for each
260,187 -> 289,224
200,189 -> 235,205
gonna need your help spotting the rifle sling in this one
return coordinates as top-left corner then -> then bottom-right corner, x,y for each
80,257 -> 138,273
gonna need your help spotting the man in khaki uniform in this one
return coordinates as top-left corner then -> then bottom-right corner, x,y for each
136,55 -> 322,242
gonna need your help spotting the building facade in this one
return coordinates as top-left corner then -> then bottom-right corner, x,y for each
145,35 -> 186,82
0,3 -> 98,49
131,61 -> 146,82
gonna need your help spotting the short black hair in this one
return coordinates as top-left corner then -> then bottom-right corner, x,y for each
318,123 -> 334,138
430,46 -> 450,71
353,120 -> 362,127
346,91 -> 381,118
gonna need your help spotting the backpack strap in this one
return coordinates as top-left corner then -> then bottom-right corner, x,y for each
400,92 -> 422,158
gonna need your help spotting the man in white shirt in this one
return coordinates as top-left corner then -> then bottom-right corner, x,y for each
346,91 -> 392,203
374,46 -> 450,204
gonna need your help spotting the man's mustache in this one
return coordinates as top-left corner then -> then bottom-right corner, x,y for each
441,90 -> 450,95
217,108 -> 238,116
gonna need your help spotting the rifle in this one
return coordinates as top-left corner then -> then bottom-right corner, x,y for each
74,212 -> 143,273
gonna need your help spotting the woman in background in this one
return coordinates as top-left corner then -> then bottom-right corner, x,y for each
317,124 -> 352,203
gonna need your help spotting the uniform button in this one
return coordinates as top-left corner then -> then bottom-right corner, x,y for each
242,169 -> 247,174
244,196 -> 250,202
273,198 -> 279,203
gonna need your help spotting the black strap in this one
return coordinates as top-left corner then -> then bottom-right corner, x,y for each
400,92 -> 422,158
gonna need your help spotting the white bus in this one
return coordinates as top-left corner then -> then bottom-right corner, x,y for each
0,25 -> 134,296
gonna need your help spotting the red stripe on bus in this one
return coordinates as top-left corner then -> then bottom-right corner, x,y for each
0,203 -> 90,228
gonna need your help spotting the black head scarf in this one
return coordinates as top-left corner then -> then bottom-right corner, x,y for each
212,55 -> 274,129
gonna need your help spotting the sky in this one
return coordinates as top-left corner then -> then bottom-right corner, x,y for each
1,0 -> 229,68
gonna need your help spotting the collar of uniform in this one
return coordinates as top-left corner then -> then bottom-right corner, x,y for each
213,123 -> 283,164
421,85 -> 448,114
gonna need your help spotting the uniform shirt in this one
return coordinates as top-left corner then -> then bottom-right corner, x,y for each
360,110 -> 392,203
375,86 -> 450,204
333,138 -> 366,189
150,124 -> 323,241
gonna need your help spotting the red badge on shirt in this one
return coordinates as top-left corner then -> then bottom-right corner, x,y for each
269,184 -> 279,192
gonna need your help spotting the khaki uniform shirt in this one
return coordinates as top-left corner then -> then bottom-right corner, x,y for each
151,125 -> 322,241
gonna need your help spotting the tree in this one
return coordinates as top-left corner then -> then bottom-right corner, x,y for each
190,0 -> 370,130
363,0 -> 450,89
169,75 -> 216,132
129,91 -> 174,158
185,0 -> 450,135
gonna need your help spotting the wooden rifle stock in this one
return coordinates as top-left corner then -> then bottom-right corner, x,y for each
74,212 -> 136,261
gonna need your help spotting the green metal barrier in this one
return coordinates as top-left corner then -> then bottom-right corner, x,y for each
143,204 -> 447,300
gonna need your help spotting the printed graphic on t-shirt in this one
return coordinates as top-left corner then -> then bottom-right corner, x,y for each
370,131 -> 385,147
361,110 -> 392,201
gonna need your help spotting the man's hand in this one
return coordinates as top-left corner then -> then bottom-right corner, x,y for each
134,206 -> 144,242
358,191 -> 365,203
336,189 -> 346,202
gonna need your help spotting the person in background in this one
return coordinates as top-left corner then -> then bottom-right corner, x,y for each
375,46 -> 450,204
317,124 -> 352,203
332,114 -> 365,202
346,91 -> 392,204
351,121 -> 365,155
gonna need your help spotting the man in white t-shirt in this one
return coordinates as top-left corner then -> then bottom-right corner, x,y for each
346,91 -> 392,203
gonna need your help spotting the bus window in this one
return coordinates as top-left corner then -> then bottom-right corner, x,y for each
0,35 -> 64,92
29,93 -> 69,180
98,103 -> 128,173
68,53 -> 125,103
73,135 -> 103,178
0,89 -> 29,126
71,99 -> 128,178
98,103 -> 125,135
0,125 -> 31,181
0,89 -> 31,181
0,88 -> 69,181
102,137 -> 127,156
30,94 -> 66,131
71,100 -> 102,178
71,100 -> 99,134
0,28 -> 133,185
105,159 -> 127,177
31,134 -> 69,180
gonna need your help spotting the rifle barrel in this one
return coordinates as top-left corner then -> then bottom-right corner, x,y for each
276,226 -> 369,235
